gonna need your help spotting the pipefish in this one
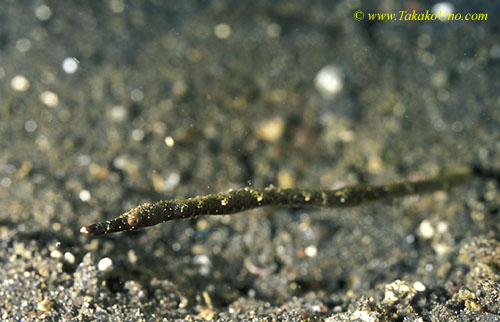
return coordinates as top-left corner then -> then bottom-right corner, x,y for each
81,164 -> 498,237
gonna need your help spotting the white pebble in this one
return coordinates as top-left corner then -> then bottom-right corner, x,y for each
351,310 -> 379,322
24,120 -> 37,132
98,257 -> 113,271
62,57 -> 79,74
77,154 -> 91,166
304,245 -> 318,258
418,219 -> 435,239
266,23 -> 281,38
64,252 -> 76,264
1,177 -> 12,187
384,290 -> 397,304
113,156 -> 128,170
40,91 -> 59,107
79,190 -> 91,202
193,255 -> 210,266
50,250 -> 63,259
35,5 -> 52,21
131,129 -> 144,141
314,65 -> 343,98
130,88 -> 144,101
214,23 -> 231,39
128,250 -> 138,265
164,172 -> 180,191
109,105 -> 127,122
413,281 -> 426,292
11,75 -> 30,91
16,38 -> 32,52
164,136 -> 175,147
436,221 -> 448,233
109,0 -> 125,13
432,2 -> 454,22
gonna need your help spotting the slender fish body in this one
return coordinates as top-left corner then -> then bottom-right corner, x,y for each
81,166 -> 485,237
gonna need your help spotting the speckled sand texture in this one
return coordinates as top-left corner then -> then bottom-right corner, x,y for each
1,1 -> 499,321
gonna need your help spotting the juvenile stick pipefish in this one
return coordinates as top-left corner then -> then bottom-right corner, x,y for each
81,164 -> 499,237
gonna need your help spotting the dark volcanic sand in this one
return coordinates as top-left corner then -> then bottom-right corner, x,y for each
1,1 -> 499,321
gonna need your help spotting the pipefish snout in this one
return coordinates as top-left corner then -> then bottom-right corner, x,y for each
81,164 -> 499,237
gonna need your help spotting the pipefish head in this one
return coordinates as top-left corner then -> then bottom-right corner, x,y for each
80,208 -> 144,237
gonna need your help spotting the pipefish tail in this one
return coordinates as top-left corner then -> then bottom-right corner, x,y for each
81,165 -> 499,237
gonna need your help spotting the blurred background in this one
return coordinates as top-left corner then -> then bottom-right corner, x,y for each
1,0 -> 499,320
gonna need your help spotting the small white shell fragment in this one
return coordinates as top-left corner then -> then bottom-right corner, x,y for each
98,257 -> 113,271
314,65 -> 343,98
11,75 -> 30,91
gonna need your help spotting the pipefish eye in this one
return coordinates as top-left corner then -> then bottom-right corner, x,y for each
127,212 -> 140,226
